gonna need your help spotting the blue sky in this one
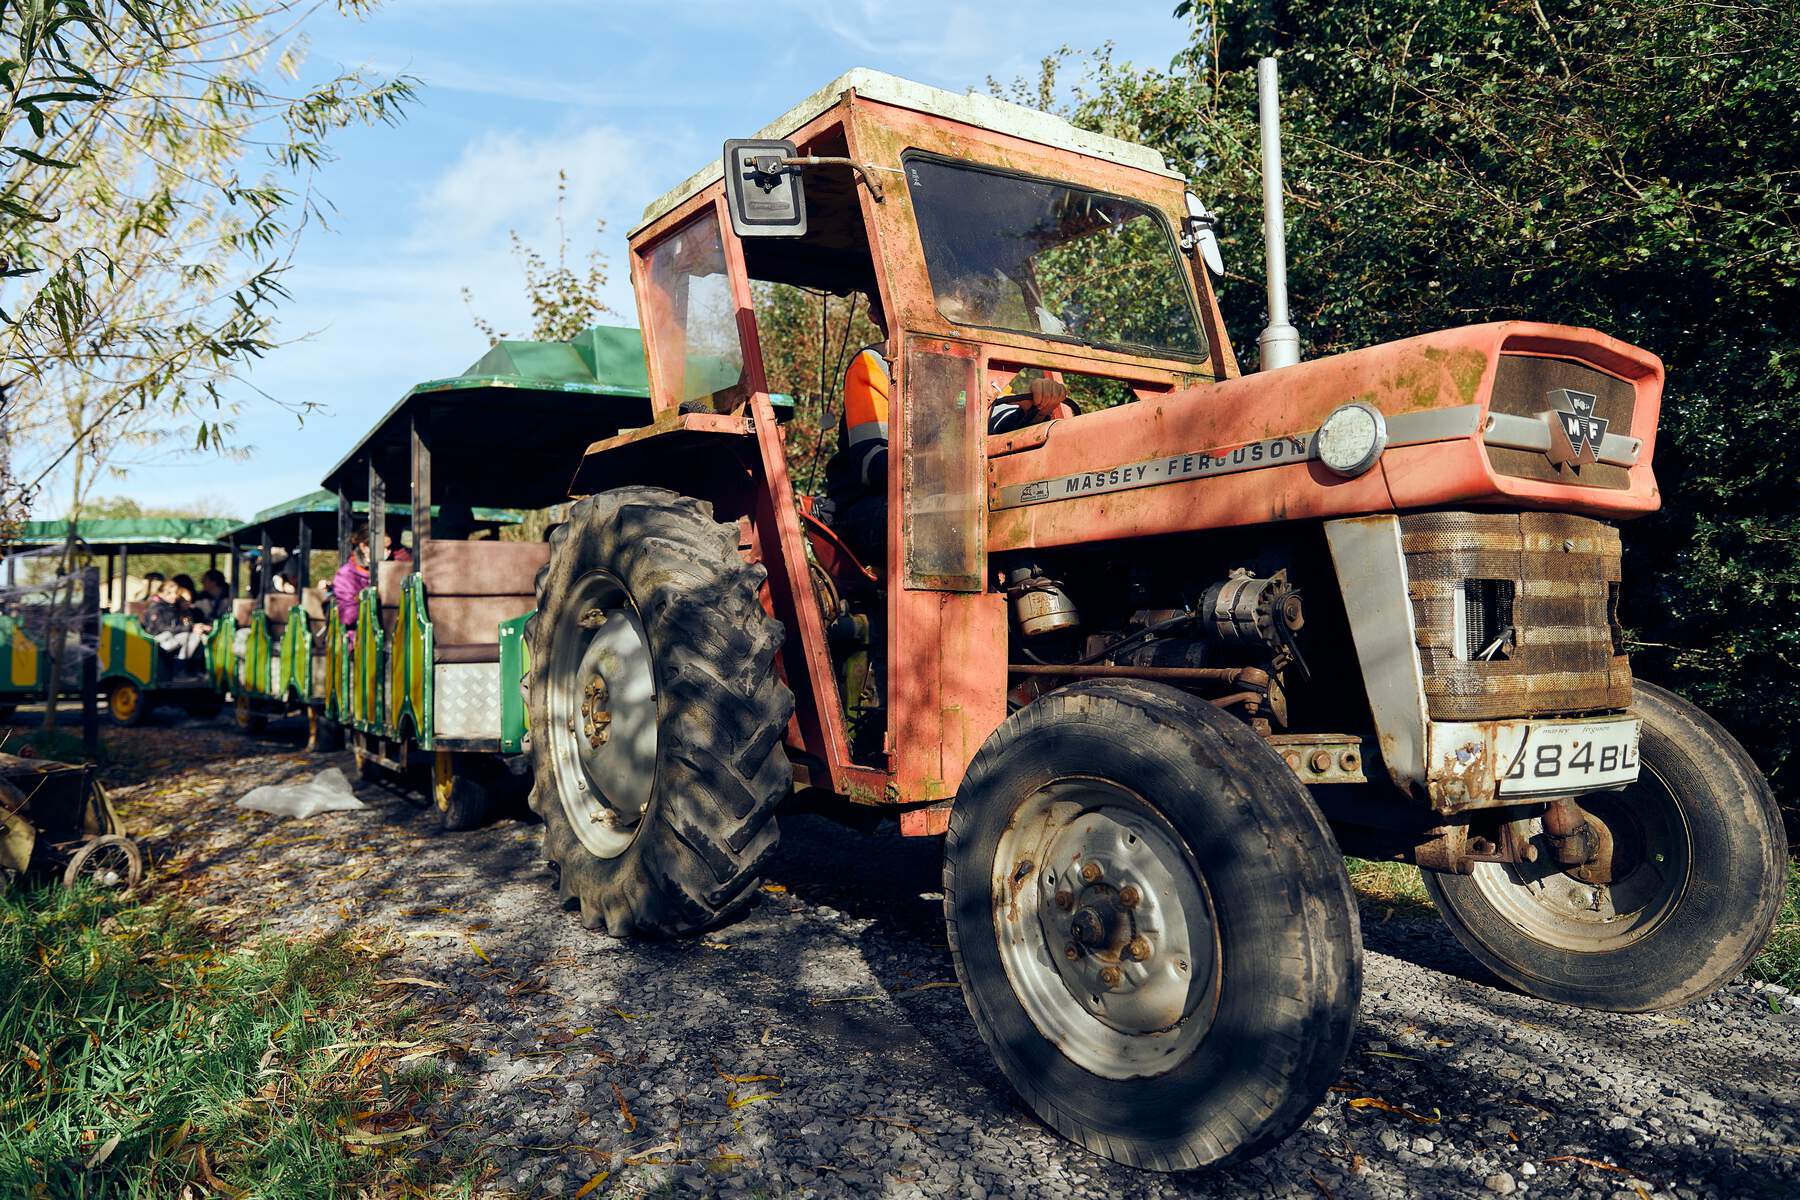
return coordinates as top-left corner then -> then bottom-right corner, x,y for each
112,0 -> 1193,520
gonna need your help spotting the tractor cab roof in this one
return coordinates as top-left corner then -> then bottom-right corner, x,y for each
320,324 -> 652,511
634,67 -> 1181,237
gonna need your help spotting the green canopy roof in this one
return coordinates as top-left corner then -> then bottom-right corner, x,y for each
321,325 -> 653,511
225,490 -> 522,543
5,517 -> 235,552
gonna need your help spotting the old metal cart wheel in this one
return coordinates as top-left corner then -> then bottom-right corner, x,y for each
1422,681 -> 1787,1011
945,679 -> 1361,1172
107,680 -> 147,726
62,834 -> 143,890
526,486 -> 793,937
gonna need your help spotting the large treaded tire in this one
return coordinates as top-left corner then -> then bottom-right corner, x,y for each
526,486 -> 793,937
1422,681 -> 1788,1012
945,679 -> 1362,1172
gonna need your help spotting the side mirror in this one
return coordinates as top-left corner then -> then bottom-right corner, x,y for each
1183,193 -> 1225,276
723,138 -> 808,238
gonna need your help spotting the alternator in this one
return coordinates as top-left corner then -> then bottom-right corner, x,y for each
1200,568 -> 1304,651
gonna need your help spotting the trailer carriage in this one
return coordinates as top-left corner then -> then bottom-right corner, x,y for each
1,518 -> 236,724
316,326 -> 652,828
221,491 -> 520,747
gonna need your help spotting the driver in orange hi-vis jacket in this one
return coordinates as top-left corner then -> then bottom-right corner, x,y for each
823,341 -> 1071,566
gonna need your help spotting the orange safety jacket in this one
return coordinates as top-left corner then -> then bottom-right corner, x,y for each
841,347 -> 891,488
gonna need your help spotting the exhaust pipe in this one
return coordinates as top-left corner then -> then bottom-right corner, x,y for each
1256,56 -> 1301,371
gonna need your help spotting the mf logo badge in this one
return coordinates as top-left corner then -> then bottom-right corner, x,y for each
1541,388 -> 1608,467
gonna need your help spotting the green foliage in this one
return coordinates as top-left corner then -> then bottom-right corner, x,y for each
1052,0 -> 1800,817
753,282 -> 882,495
0,883 -> 465,1196
464,171 -> 614,346
0,1 -> 416,526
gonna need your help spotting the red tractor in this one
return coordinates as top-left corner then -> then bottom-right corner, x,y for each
522,68 -> 1787,1170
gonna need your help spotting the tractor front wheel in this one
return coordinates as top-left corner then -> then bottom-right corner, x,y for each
526,486 -> 793,937
1422,681 -> 1787,1011
945,679 -> 1362,1172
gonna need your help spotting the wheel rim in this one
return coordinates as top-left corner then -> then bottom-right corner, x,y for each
547,569 -> 658,860
71,839 -> 138,889
434,750 -> 455,812
1471,764 -> 1692,952
991,778 -> 1220,1080
110,686 -> 137,722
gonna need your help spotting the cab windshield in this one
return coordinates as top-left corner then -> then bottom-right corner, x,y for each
904,154 -> 1205,359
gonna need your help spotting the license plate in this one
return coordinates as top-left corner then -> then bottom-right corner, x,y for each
1496,717 -> 1641,797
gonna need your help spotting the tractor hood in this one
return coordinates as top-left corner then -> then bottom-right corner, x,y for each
985,321 -> 1663,553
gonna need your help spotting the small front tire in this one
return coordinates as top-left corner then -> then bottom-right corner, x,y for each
945,679 -> 1362,1172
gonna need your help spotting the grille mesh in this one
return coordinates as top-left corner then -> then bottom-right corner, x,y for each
1401,511 -> 1631,720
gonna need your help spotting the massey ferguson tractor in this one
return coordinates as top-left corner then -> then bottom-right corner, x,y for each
522,66 -> 1787,1170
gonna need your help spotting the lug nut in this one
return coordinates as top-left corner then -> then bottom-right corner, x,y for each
1126,935 -> 1152,962
1080,861 -> 1103,884
1284,752 -> 1302,771
1054,890 -> 1074,911
1117,884 -> 1141,908
1063,943 -> 1080,961
1309,750 -> 1333,774
1098,966 -> 1122,988
1339,749 -> 1360,772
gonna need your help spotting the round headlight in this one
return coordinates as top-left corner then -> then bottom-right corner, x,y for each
1315,403 -> 1388,477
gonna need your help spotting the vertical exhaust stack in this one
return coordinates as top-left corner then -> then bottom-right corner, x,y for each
1256,56 -> 1301,371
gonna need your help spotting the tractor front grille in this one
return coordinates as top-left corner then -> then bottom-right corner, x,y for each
1487,354 -> 1637,490
1400,511 -> 1631,720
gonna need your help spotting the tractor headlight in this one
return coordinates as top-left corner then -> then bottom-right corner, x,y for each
1315,403 -> 1387,477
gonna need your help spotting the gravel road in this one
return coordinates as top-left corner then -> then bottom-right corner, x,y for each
103,716 -> 1800,1199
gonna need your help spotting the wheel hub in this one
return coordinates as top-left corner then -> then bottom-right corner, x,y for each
994,779 -> 1221,1080
547,571 -> 658,860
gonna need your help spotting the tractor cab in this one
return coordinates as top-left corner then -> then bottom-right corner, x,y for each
574,69 -> 1230,816
319,325 -> 650,826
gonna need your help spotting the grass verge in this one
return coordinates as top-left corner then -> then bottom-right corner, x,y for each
1345,855 -> 1800,991
0,883 -> 472,1198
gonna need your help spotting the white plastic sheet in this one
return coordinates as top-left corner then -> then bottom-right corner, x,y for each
235,767 -> 365,819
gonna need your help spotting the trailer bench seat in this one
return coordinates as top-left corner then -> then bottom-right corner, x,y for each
420,539 -> 546,664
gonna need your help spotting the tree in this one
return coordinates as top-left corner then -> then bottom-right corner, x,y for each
1033,0 -> 1800,818
463,172 -> 614,345
0,0 -> 416,529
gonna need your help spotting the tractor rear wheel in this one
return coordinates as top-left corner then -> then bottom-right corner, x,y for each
944,679 -> 1361,1172
527,486 -> 793,937
1422,681 -> 1787,1011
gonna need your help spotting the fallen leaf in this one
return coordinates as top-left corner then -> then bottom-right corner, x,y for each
84,1133 -> 121,1169
468,937 -> 491,964
1347,1096 -> 1441,1124
572,1170 -> 610,1198
610,1007 -> 643,1021
1365,1050 -> 1418,1061
612,1083 -> 637,1132
726,1090 -> 779,1110
760,883 -> 787,894
376,976 -> 451,990
342,1124 -> 430,1146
